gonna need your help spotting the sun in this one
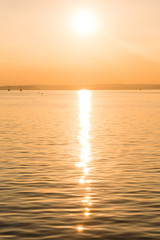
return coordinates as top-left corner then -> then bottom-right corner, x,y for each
72,10 -> 97,36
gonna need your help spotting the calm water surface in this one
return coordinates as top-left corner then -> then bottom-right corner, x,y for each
0,90 -> 160,239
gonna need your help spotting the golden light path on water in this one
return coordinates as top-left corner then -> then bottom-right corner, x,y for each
76,90 -> 92,232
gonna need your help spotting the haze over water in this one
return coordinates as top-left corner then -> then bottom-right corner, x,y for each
0,90 -> 160,240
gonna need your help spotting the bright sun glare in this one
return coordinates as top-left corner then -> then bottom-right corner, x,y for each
72,10 -> 97,36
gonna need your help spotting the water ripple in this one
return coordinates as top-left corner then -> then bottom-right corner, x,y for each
0,90 -> 160,239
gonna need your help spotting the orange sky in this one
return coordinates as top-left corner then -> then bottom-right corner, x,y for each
0,0 -> 160,86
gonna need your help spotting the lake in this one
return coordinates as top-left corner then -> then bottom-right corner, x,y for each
0,90 -> 160,239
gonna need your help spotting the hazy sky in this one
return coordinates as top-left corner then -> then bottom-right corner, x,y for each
0,0 -> 160,86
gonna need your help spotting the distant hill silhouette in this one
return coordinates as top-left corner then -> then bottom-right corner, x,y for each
0,85 -> 39,90
0,84 -> 160,90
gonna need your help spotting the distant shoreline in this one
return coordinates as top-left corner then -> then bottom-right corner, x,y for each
1,84 -> 160,90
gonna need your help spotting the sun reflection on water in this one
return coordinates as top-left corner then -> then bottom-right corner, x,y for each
76,90 -> 92,231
